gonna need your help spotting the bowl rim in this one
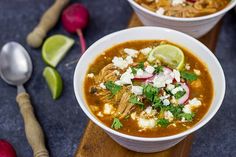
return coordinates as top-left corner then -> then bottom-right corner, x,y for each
127,0 -> 236,22
73,27 -> 226,142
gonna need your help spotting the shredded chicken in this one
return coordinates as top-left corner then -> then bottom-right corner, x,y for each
115,92 -> 134,119
95,63 -> 118,84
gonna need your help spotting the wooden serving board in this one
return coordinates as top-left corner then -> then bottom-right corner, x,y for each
75,13 -> 222,157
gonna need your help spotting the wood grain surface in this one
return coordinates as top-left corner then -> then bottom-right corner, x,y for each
75,13 -> 221,157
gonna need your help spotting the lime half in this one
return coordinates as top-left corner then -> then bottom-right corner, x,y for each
43,66 -> 63,100
42,34 -> 74,67
148,44 -> 184,70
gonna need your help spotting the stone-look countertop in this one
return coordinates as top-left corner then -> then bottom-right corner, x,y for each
0,0 -> 235,157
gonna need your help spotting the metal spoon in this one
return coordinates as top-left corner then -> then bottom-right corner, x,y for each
0,42 -> 49,157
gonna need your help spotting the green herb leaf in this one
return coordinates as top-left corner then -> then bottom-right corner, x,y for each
136,62 -> 144,70
104,81 -> 122,96
152,96 -> 163,109
157,118 -> 170,127
143,84 -> 159,102
154,66 -> 163,74
180,71 -> 197,81
178,113 -> 195,121
131,67 -> 137,75
165,105 -> 184,118
174,90 -> 186,99
111,118 -> 123,130
129,95 -> 144,109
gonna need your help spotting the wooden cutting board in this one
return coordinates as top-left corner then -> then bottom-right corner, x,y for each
75,13 -> 222,157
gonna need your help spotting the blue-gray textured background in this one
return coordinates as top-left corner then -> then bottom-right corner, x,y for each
0,0 -> 235,157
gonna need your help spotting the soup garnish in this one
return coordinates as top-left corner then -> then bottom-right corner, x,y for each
134,0 -> 230,18
84,40 -> 213,137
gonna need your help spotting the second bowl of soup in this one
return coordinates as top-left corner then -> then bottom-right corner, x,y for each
74,27 -> 225,152
127,0 -> 236,38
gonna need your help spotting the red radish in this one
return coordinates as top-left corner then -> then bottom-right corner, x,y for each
177,83 -> 190,104
145,67 -> 173,83
0,140 -> 17,157
62,3 -> 89,53
133,72 -> 153,80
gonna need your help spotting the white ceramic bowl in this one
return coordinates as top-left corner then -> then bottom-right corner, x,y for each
74,27 -> 225,153
127,0 -> 236,38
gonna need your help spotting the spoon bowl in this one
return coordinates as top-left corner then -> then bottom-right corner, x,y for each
0,42 -> 32,86
0,41 -> 49,157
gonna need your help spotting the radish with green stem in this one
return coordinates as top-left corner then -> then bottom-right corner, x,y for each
62,3 -> 89,66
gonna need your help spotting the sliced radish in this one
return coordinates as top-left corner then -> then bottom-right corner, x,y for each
177,83 -> 190,104
145,67 -> 173,83
133,72 -> 153,80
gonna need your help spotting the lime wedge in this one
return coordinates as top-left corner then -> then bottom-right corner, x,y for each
43,66 -> 63,100
42,34 -> 74,67
148,44 -> 184,70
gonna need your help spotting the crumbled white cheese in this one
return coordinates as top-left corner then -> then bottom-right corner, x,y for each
112,57 -> 128,70
97,112 -> 104,117
194,69 -> 201,76
156,7 -> 165,15
185,64 -> 190,70
160,94 -> 170,100
173,69 -> 181,82
140,47 -> 152,56
99,83 -> 106,89
163,99 -> 170,106
117,68 -> 134,85
138,118 -> 156,129
87,73 -> 94,78
136,69 -> 144,77
113,70 -> 120,76
183,105 -> 192,114
145,106 -> 153,115
189,98 -> 202,108
165,79 -> 173,85
145,65 -> 155,74
172,0 -> 185,6
125,56 -> 133,64
153,75 -> 166,88
166,84 -> 175,91
103,103 -> 114,115
124,48 -> 139,58
131,86 -> 143,95
171,86 -> 184,95
164,111 -> 174,122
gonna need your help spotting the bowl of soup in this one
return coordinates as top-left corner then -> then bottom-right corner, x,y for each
74,27 -> 225,153
127,0 -> 236,38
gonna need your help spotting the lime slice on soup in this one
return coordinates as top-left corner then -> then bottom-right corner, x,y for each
43,66 -> 63,100
148,44 -> 184,70
42,34 -> 74,67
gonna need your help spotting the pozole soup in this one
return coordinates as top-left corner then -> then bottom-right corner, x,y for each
84,40 -> 213,137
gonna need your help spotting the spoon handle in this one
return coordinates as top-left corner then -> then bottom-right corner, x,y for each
16,92 -> 49,157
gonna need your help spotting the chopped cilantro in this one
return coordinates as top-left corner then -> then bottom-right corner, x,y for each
131,67 -> 137,75
129,95 -> 144,109
154,66 -> 163,74
152,96 -> 162,109
165,105 -> 184,118
143,84 -> 159,102
180,71 -> 197,81
136,62 -> 144,70
111,118 -> 123,130
104,81 -> 122,96
174,90 -> 186,99
157,118 -> 170,127
178,113 -> 195,121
